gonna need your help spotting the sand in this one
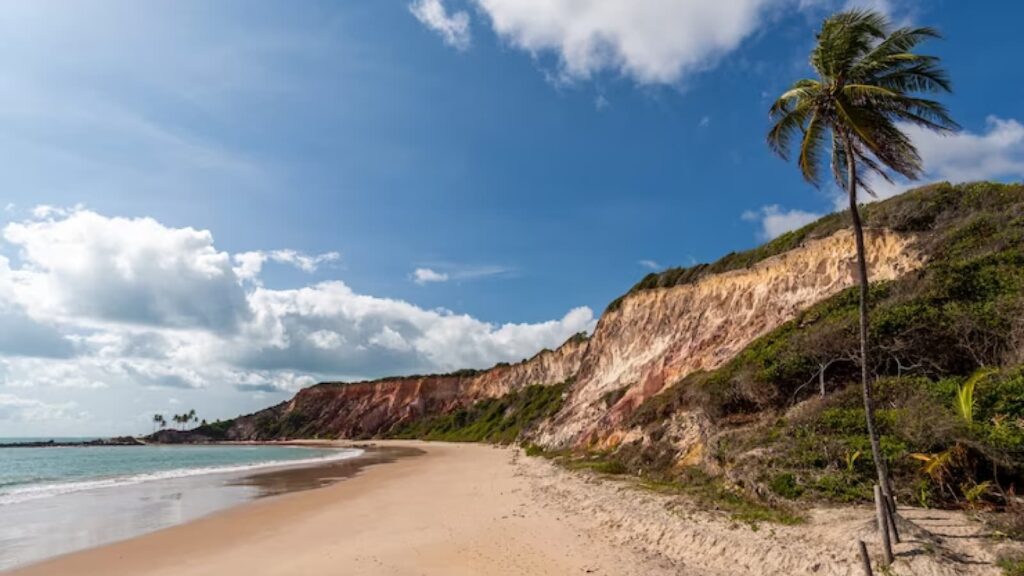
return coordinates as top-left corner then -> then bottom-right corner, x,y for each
7,441 -> 1015,576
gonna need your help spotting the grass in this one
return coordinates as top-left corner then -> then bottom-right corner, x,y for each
525,445 -> 805,528
998,553 -> 1024,576
635,468 -> 805,528
386,381 -> 570,444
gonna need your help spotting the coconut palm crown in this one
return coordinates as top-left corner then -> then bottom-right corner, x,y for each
768,9 -> 958,190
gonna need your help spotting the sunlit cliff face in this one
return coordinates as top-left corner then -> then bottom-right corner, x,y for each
536,229 -> 922,449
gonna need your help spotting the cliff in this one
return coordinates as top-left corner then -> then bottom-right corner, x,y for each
218,333 -> 589,440
535,228 -> 920,449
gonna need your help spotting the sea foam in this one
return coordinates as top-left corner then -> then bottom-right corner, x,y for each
0,447 -> 363,506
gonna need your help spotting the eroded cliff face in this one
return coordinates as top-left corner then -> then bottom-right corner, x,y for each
224,334 -> 589,440
534,229 -> 922,449
219,228 -> 922,448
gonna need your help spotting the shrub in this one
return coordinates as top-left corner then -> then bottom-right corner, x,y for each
386,381 -> 569,444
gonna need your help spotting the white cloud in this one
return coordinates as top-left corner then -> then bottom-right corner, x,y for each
698,116 -> 711,128
412,264 -> 513,285
233,249 -> 340,282
0,208 -> 596,432
410,0 -> 472,51
234,371 -> 318,394
845,116 -> 1024,207
307,329 -> 345,350
742,205 -> 823,240
470,0 -> 780,84
0,393 -> 81,422
237,281 -> 595,374
4,208 -> 248,330
412,267 -> 450,285
638,259 -> 662,270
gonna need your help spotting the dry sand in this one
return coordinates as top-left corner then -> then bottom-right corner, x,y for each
7,441 -> 1016,576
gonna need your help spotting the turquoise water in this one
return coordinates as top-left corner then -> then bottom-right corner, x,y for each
0,440 -> 364,570
0,440 -> 355,505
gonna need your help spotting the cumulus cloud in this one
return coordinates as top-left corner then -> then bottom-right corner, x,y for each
410,0 -> 472,51
3,208 -> 249,330
0,208 -> 596,432
468,0 -> 779,84
742,205 -> 823,240
412,267 -> 450,285
233,249 -> 340,282
236,281 -> 595,374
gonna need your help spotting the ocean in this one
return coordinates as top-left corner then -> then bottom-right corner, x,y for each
0,440 -> 362,570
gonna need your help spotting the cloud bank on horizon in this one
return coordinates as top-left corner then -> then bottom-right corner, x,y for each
0,208 -> 595,434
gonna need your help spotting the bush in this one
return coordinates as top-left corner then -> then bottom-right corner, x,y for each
769,473 -> 804,498
386,381 -> 569,444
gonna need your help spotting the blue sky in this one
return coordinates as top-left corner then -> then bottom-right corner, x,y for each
1,0 -> 1022,435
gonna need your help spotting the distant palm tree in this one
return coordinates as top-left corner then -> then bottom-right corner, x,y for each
767,9 -> 957,496
152,413 -> 162,433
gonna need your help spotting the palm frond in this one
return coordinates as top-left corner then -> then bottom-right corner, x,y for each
798,111 -> 828,185
811,9 -> 889,79
767,104 -> 813,160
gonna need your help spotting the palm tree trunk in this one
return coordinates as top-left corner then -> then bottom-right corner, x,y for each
845,138 -> 892,497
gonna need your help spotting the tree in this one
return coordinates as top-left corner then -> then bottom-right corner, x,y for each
152,413 -> 165,433
767,9 -> 957,496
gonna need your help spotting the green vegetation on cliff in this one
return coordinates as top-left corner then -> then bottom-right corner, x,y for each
386,381 -> 569,444
620,181 -> 1024,509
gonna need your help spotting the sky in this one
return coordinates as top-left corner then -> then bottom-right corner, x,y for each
1,0 -> 1022,436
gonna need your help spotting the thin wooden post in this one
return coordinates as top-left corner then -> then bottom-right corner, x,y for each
858,540 -> 874,576
885,493 -> 901,544
874,485 -> 894,566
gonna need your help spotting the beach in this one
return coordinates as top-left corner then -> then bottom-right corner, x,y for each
6,441 -> 1010,576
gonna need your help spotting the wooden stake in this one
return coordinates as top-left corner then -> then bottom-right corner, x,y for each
885,493 -> 901,544
874,485 -> 894,566
858,540 -> 874,576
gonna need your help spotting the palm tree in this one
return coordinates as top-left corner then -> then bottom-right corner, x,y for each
767,9 -> 957,496
152,414 -> 166,433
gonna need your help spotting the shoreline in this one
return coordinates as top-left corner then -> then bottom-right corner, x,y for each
5,441 -> 674,576
4,441 -> 1013,576
0,442 -> 382,571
